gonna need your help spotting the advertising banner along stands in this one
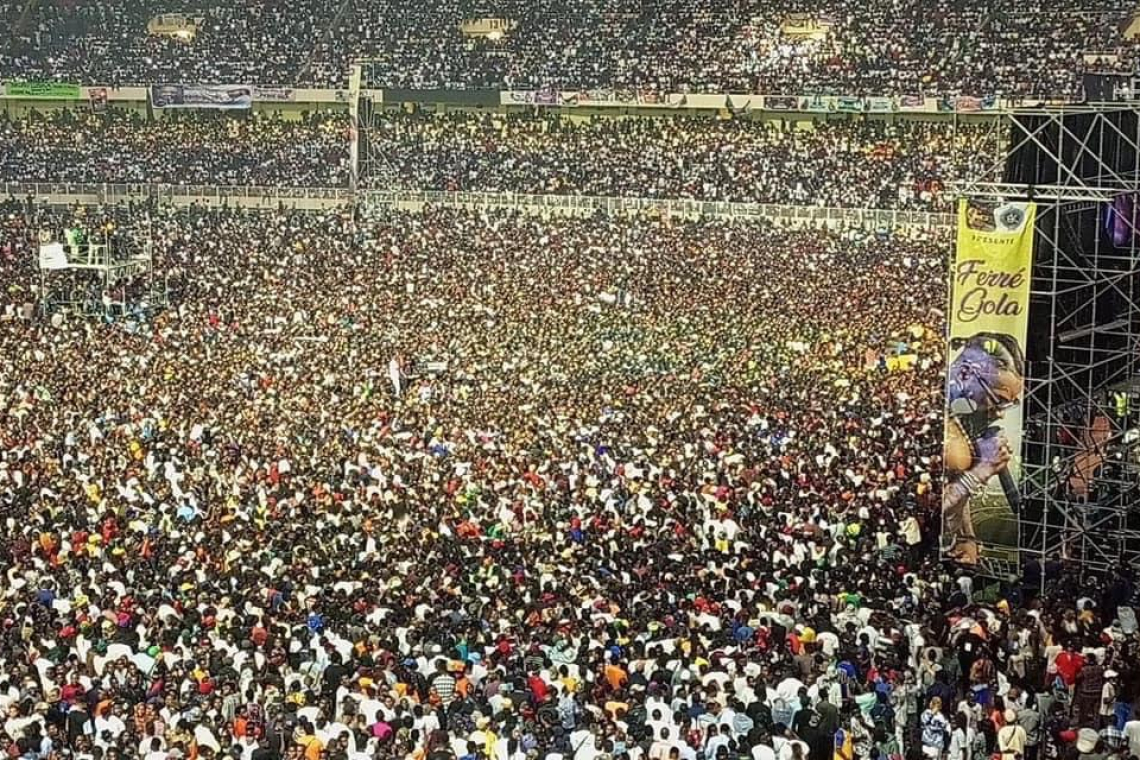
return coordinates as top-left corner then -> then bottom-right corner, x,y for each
4,82 -> 81,99
150,84 -> 253,109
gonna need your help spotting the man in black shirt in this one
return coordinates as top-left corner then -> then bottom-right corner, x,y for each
250,735 -> 280,760
322,652 -> 348,697
793,699 -> 833,760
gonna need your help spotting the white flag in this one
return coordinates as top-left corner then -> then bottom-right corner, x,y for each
389,358 -> 402,397
38,243 -> 69,270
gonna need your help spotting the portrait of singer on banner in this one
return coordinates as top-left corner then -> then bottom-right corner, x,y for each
942,199 -> 1036,565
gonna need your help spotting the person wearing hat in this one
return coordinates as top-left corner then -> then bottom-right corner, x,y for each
996,709 -> 1026,760
1097,669 -> 1118,730
1075,727 -> 1107,760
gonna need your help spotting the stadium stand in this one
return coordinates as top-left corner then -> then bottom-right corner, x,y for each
0,0 -> 1135,95
1,2 -> 1139,760
361,112 -> 997,211
1,110 -> 995,211
0,110 -> 350,186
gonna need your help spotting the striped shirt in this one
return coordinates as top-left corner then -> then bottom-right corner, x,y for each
432,673 -> 457,706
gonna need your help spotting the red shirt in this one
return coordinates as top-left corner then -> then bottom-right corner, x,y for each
528,674 -> 549,702
1055,651 -> 1085,686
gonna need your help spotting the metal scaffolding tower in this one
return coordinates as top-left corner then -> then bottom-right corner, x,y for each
955,104 -> 1140,579
36,207 -> 168,319
348,61 -> 398,191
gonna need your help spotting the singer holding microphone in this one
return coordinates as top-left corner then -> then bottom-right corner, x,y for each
942,332 -> 1025,564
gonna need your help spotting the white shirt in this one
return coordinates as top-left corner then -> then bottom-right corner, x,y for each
948,726 -> 975,760
705,735 -> 730,758
570,729 -> 598,760
1123,720 -> 1140,757
776,677 -> 805,703
777,739 -> 809,760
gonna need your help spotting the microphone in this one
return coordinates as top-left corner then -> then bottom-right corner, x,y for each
998,468 -> 1020,513
982,426 -> 1020,513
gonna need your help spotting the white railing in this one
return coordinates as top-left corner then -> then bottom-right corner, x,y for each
365,189 -> 957,229
0,182 -> 353,208
2,183 -> 956,228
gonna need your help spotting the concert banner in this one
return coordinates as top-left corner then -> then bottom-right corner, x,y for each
942,199 -> 1036,566
38,243 -> 69,270
150,84 -> 253,109
3,81 -> 81,99
533,85 -> 558,105
347,67 -> 361,190
800,94 -> 836,112
899,94 -> 927,111
865,96 -> 897,113
253,86 -> 295,102
725,94 -> 753,115
763,95 -> 799,110
955,95 -> 998,113
503,88 -> 681,108
501,90 -> 534,105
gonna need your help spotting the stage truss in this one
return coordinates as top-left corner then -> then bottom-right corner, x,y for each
348,61 -> 399,191
953,104 -> 1140,580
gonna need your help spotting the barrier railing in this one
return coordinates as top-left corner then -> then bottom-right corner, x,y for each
0,182 -> 354,207
2,183 -> 955,228
365,189 -> 957,229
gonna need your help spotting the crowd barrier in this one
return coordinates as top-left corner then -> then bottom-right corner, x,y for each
1,182 -> 353,210
365,190 -> 957,229
2,183 -> 956,228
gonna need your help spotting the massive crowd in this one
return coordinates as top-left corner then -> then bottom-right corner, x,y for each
0,110 -> 350,187
1,202 -> 1139,760
365,112 -> 997,211
0,0 -> 1136,95
0,109 -> 997,212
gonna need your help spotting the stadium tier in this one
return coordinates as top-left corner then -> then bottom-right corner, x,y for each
0,0 -> 1135,95
2,111 -> 995,212
0,111 -> 351,187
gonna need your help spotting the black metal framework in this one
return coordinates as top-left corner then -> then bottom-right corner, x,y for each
348,62 -> 396,191
954,104 -> 1140,579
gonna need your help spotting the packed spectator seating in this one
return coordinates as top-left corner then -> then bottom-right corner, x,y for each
365,112 -> 999,211
328,0 -> 1139,97
0,109 -> 998,212
0,0 -> 1136,95
2,0 -> 343,87
1,201 -> 1138,760
0,110 -> 350,186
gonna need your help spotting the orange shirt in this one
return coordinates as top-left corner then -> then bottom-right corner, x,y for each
604,664 -> 628,692
299,736 -> 323,760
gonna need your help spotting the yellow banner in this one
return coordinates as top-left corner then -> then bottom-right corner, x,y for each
942,199 -> 1035,567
